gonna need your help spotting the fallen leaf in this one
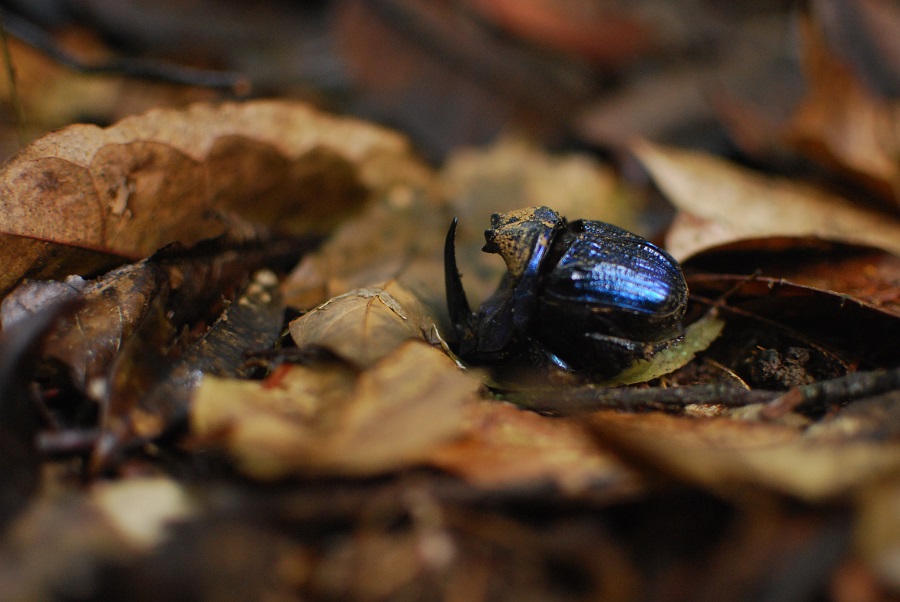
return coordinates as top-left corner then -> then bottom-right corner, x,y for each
632,139 -> 900,260
1,262 -> 159,392
589,411 -> 900,501
192,340 -> 479,478
428,401 -> 641,496
684,240 -> 900,317
602,314 -> 725,386
289,284 -> 437,368
0,100 -> 429,297
856,480 -> 900,590
90,477 -> 195,550
812,0 -> 900,97
464,0 -> 654,67
281,192 -> 450,311
331,1 -> 593,159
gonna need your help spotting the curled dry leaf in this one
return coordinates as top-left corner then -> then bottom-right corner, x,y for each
589,411 -> 900,501
428,401 -> 641,496
289,284 -> 437,368
1,262 -> 158,392
632,139 -> 900,261
192,340 -> 479,479
0,100 -> 430,297
684,240 -> 900,317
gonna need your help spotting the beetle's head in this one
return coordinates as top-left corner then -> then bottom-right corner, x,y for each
482,206 -> 564,279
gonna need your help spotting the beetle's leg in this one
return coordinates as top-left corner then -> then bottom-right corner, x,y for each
444,218 -> 474,339
584,332 -> 654,360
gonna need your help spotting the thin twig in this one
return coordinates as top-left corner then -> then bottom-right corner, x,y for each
2,10 -> 248,93
762,366 -> 900,420
501,367 -> 900,417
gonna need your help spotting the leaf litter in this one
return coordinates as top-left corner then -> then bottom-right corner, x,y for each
3,31 -> 900,597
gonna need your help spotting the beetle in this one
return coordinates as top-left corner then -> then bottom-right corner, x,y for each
444,206 -> 688,377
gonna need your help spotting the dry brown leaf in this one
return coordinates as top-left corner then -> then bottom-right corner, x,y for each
289,284 -> 437,368
632,139 -> 900,260
429,401 -> 641,495
684,241 -> 900,317
441,137 -> 635,231
787,17 -> 900,202
0,100 -> 430,297
590,411 -> 900,501
685,273 -> 900,369
192,340 -> 479,479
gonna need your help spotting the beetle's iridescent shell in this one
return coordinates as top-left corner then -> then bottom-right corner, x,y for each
445,205 -> 689,376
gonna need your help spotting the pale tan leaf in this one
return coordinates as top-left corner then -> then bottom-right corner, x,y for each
288,284 -> 437,368
856,481 -> 900,590
192,340 -> 479,479
632,139 -> 900,260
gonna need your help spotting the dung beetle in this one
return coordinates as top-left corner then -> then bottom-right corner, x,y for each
444,206 -> 688,377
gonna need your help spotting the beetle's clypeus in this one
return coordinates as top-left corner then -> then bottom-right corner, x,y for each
444,206 -> 688,377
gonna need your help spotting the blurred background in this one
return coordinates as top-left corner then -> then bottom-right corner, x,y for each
0,0 -> 855,163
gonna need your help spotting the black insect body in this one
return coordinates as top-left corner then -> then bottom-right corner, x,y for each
444,206 -> 688,377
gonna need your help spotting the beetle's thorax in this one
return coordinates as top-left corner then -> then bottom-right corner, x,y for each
482,207 -> 565,279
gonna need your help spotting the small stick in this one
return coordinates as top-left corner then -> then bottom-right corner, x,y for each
2,10 -> 248,93
502,367 -> 900,417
